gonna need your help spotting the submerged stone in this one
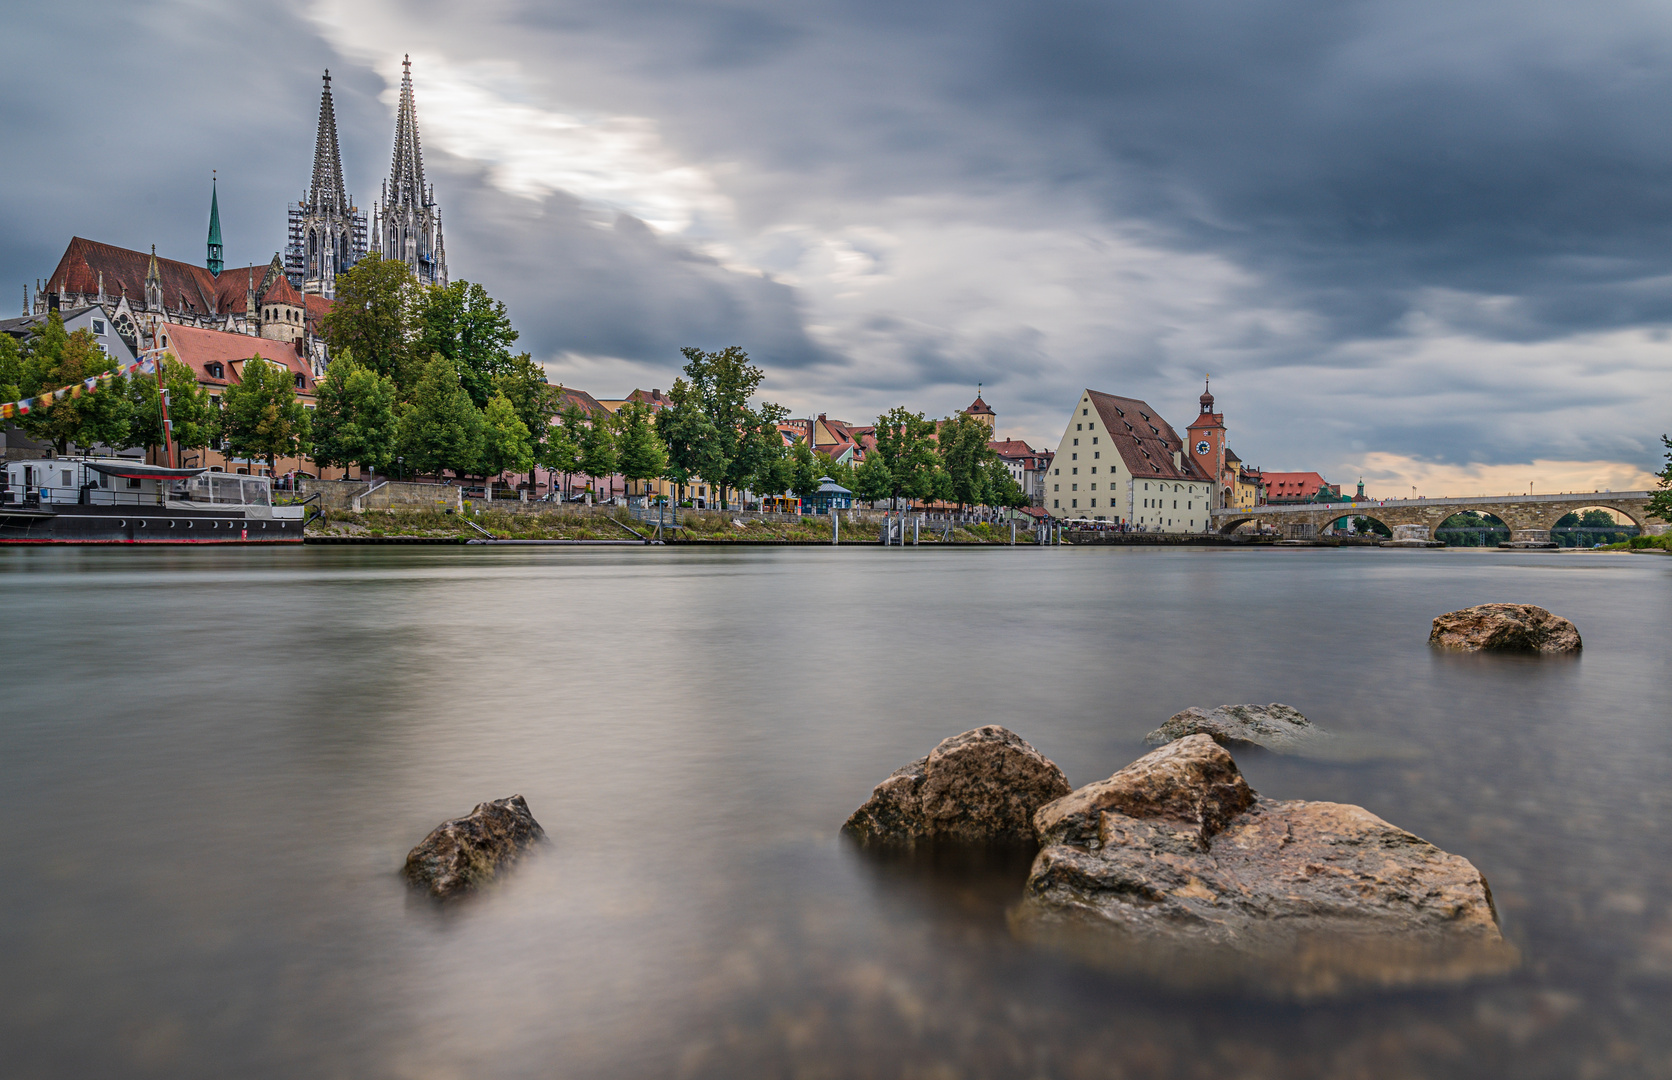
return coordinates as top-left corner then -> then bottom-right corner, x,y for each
842,726 -> 1071,848
1430,604 -> 1581,653
403,794 -> 546,899
1144,703 -> 1331,756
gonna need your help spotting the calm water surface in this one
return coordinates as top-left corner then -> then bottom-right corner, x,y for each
2,545 -> 1670,1079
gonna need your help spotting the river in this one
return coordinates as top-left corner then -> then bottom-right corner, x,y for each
2,545 -> 1669,1079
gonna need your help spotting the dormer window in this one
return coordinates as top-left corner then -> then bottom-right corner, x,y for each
207,362 -> 224,379
294,373 -> 305,389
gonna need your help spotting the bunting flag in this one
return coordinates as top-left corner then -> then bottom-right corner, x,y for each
0,355 -> 164,421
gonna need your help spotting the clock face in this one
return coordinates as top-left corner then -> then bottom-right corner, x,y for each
1195,440 -> 1210,455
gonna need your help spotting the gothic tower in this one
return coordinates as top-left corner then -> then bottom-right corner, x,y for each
207,174 -> 224,277
369,57 -> 447,287
1186,377 -> 1230,508
286,71 -> 368,298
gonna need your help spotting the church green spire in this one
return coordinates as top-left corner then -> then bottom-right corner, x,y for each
207,172 -> 224,277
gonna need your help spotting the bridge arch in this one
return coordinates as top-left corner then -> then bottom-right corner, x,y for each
1544,504 -> 1644,546
1537,501 -> 1647,532
1321,513 -> 1392,538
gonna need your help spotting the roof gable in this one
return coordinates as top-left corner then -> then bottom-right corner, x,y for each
1084,389 -> 1211,482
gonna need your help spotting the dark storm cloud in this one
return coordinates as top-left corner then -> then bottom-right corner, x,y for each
5,0 -> 1670,477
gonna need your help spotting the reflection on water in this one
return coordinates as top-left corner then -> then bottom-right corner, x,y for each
2,545 -> 1670,1078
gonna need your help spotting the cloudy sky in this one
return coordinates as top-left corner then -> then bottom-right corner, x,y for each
5,0 -> 1671,493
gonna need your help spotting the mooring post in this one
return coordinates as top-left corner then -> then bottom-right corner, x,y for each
833,510 -> 839,545
1011,521 -> 1016,545
914,515 -> 920,546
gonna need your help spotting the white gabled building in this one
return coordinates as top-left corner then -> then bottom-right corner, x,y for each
1045,389 -> 1214,531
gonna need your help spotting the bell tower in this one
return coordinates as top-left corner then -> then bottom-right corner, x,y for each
1186,376 -> 1229,507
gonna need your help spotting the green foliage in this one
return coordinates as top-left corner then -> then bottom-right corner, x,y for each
127,356 -> 215,456
0,332 -> 21,402
938,412 -> 1002,508
311,350 -> 399,475
615,401 -> 668,489
578,408 -> 618,489
414,281 -> 520,407
853,451 -> 895,503
544,401 -> 587,491
396,354 -> 486,478
985,456 -> 1028,508
479,391 -> 535,478
321,255 -> 419,385
658,346 -> 785,509
871,406 -> 940,504
16,315 -> 133,454
1650,436 -> 1672,524
787,436 -> 822,498
220,356 -> 309,473
493,354 -> 561,463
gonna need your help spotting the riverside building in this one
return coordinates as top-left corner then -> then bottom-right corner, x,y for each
1046,389 -> 1214,530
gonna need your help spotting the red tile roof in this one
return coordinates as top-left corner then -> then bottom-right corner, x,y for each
1085,390 -> 1212,482
965,395 -> 995,416
162,324 -> 316,397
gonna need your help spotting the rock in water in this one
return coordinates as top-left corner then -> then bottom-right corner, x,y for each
1144,703 -> 1329,756
404,795 -> 546,899
842,726 -> 1072,847
1430,604 -> 1581,653
1014,736 -> 1515,995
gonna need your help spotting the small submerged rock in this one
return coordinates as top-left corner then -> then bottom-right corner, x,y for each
1430,604 -> 1581,653
404,794 -> 546,899
842,726 -> 1071,848
1145,703 -> 1330,756
1012,736 -> 1516,995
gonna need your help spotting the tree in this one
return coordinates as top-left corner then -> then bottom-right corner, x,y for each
0,332 -> 22,402
544,401 -> 588,497
816,451 -> 857,496
493,354 -> 562,466
615,401 -> 668,500
657,379 -> 723,500
985,456 -> 1028,509
17,315 -> 134,454
577,408 -> 618,496
321,255 -> 419,386
1650,436 -> 1672,524
480,391 -> 535,479
787,436 -> 822,500
311,350 -> 398,478
870,407 -> 940,506
396,353 -> 486,479
853,451 -> 895,504
220,356 -> 309,475
658,346 -> 784,509
938,412 -> 1000,509
127,356 -> 215,460
414,281 -> 519,407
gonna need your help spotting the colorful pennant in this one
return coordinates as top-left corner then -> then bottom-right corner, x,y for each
1,356 -> 162,421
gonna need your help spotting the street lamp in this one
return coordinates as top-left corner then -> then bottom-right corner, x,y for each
397,456 -> 404,483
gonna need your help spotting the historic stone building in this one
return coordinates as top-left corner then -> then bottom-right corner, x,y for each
1046,389 -> 1214,529
369,57 -> 447,287
285,72 -> 368,299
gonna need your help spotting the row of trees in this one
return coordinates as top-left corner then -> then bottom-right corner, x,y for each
4,254 -> 1031,511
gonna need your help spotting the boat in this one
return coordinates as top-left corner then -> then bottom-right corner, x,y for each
0,458 -> 309,544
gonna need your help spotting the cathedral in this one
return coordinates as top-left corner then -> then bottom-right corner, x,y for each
30,59 -> 449,370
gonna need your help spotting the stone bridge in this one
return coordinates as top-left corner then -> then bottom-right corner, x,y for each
1211,491 -> 1656,543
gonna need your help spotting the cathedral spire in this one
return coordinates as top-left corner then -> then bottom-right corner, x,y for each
207,172 -> 224,277
388,55 -> 428,211
372,56 -> 446,286
309,71 -> 348,214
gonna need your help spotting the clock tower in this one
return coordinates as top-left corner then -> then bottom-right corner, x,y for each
1186,377 -> 1229,508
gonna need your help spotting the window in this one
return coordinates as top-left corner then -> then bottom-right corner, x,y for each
1076,424 -> 1082,431
1090,467 -> 1096,474
126,477 -> 141,490
1053,499 -> 1059,508
1053,484 -> 1058,492
1053,468 -> 1059,475
1071,483 -> 1077,491
1091,483 -> 1096,490
207,363 -> 224,379
1082,408 -> 1088,416
1092,437 -> 1098,444
1093,451 -> 1099,459
1072,499 -> 1078,508
1071,467 -> 1077,474
293,373 -> 305,389
91,319 -> 106,335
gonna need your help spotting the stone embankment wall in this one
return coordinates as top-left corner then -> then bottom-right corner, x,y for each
295,479 -> 463,512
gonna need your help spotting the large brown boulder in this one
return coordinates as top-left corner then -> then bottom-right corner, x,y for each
1033,734 -> 1254,848
1014,737 -> 1515,995
842,726 -> 1071,847
1430,604 -> 1581,653
404,794 -> 546,899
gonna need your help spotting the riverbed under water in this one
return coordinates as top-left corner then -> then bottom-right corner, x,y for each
2,545 -> 1669,1079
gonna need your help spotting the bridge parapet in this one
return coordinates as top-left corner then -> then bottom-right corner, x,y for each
1210,491 -> 1653,536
